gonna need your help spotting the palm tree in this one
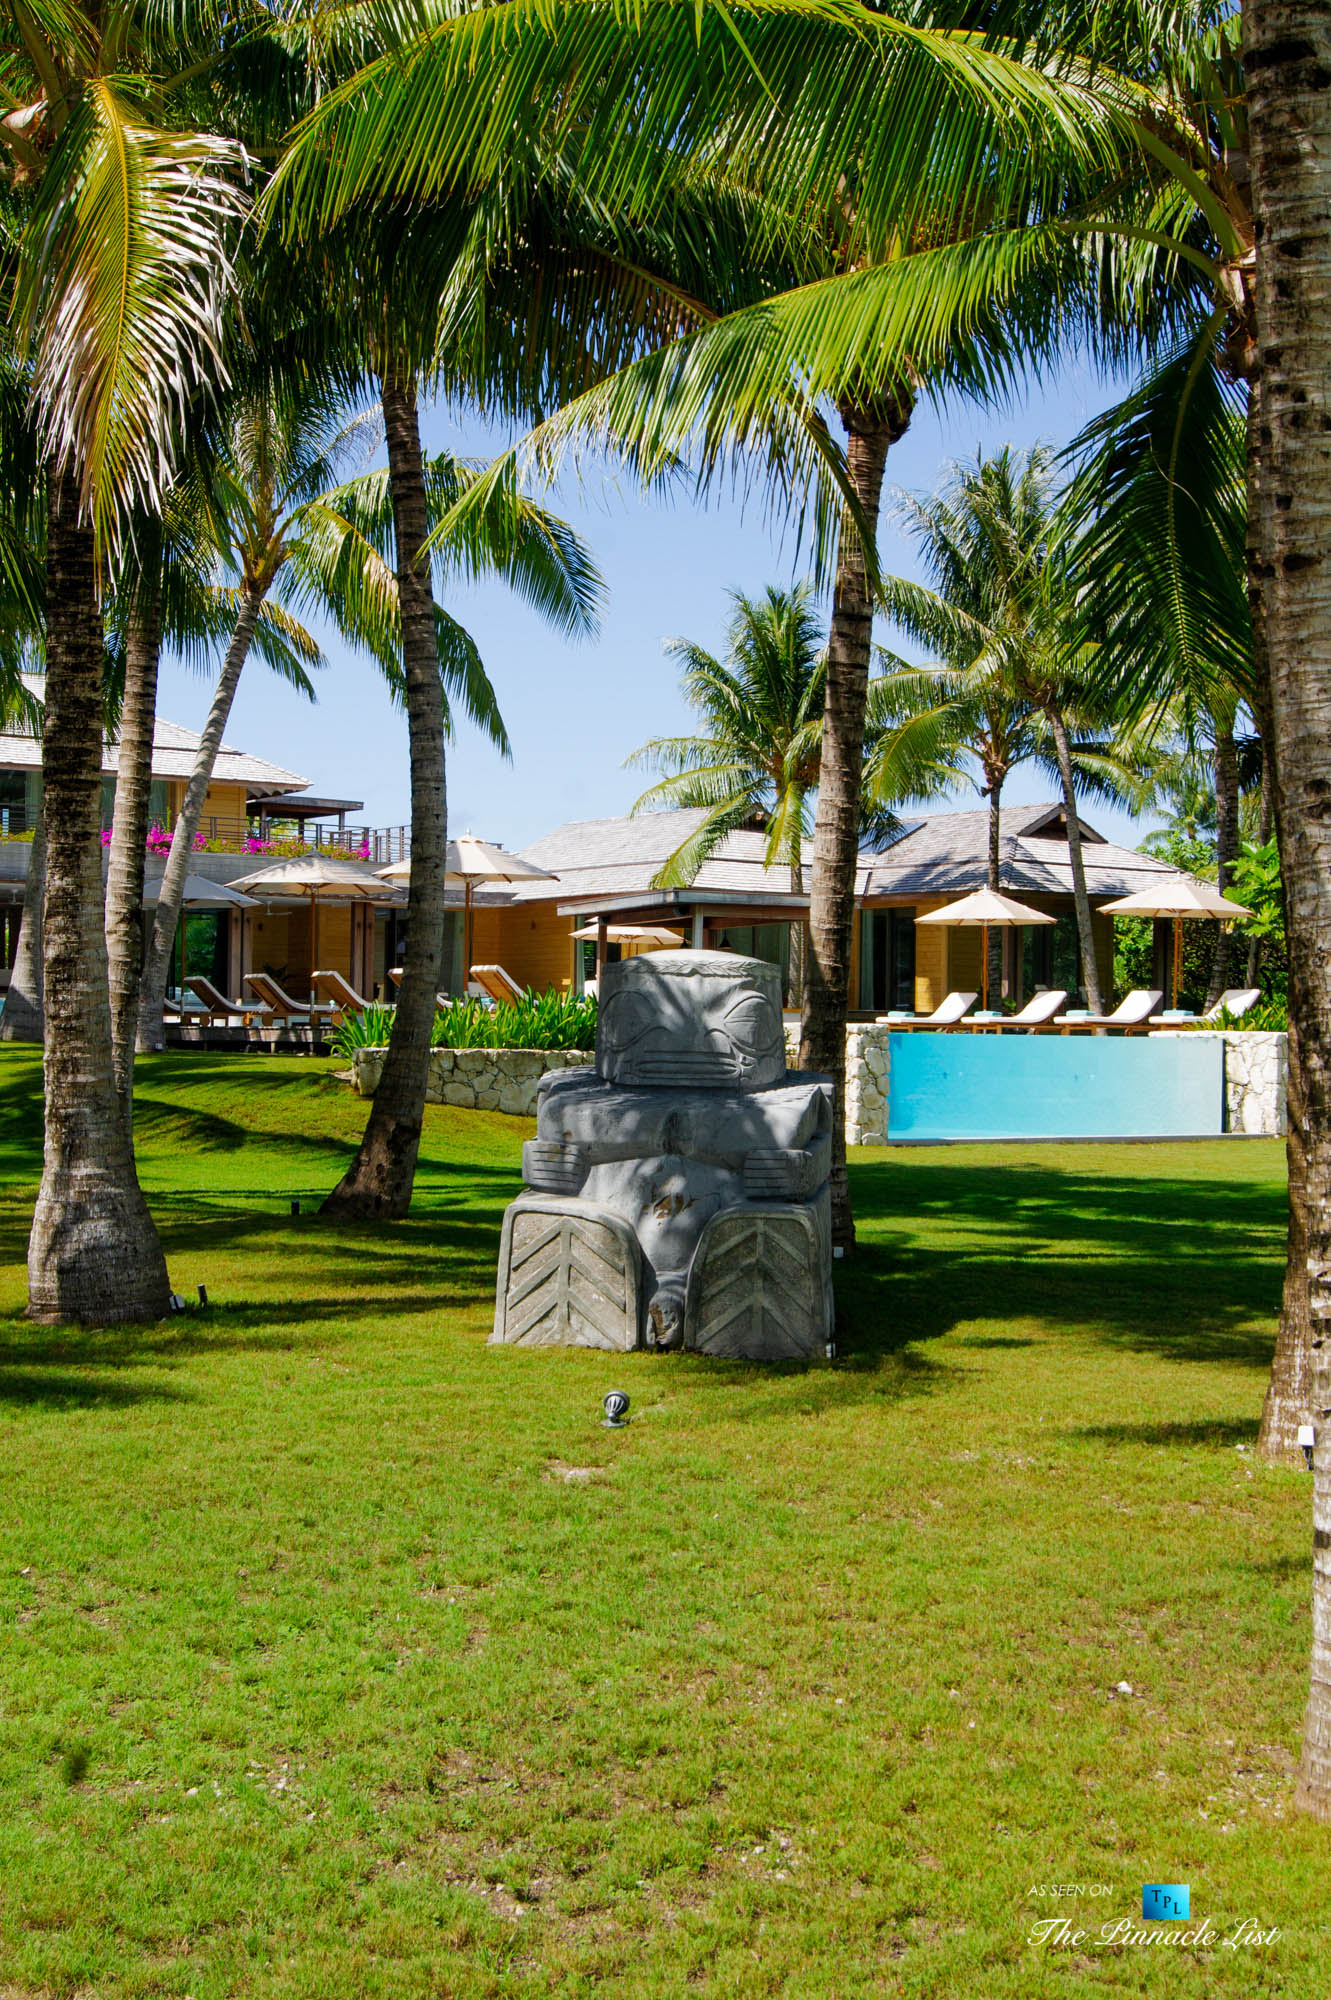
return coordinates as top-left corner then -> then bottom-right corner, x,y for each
1065,351 -> 1254,1005
627,583 -> 825,1001
1244,0 -> 1331,1824
134,381 -> 519,1054
271,0 -> 1136,1246
318,341 -> 606,1221
866,449 -> 1133,1012
4,0 -> 250,1322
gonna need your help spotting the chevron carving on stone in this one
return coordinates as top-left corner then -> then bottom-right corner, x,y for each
499,1208 -> 638,1349
686,1209 -> 827,1361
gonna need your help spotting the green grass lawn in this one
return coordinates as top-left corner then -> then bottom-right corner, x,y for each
0,1049 -> 1324,1998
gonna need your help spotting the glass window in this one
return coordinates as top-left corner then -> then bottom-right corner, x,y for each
859,909 -> 915,1011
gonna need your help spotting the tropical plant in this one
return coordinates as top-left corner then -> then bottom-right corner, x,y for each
134,380 -> 583,1055
316,359 -> 605,1219
330,1002 -> 399,1058
1066,346 -> 1254,1003
1241,0 -> 1331,1815
270,0 -> 1140,1252
865,448 -> 1134,1011
432,990 -> 598,1052
627,583 -> 827,1001
3,0 -> 253,1323
331,991 -> 598,1059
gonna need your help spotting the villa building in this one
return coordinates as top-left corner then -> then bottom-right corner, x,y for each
1,692 -> 1202,1014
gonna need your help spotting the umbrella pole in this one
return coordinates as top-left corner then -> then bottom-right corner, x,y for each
1173,914 -> 1181,1010
982,921 -> 989,1012
465,881 -> 473,988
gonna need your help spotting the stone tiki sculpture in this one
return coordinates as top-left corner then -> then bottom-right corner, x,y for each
491,950 -> 833,1360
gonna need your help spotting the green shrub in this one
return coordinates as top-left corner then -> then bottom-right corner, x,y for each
330,1002 -> 398,1057
431,990 -> 597,1051
332,991 -> 596,1059
1177,998 -> 1288,1032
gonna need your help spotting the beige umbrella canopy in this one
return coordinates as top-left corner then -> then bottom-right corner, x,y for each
570,922 -> 682,947
1099,879 -> 1253,1010
916,888 -> 1056,1012
232,855 -> 402,987
378,836 -> 557,980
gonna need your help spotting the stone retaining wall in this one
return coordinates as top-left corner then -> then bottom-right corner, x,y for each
352,1046 -> 591,1116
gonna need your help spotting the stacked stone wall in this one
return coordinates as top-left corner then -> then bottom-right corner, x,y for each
352,1046 -> 591,1117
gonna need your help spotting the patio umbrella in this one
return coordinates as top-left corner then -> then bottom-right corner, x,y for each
1099,879 -> 1253,1010
143,875 -> 258,997
916,888 -> 1056,1013
378,835 -> 557,982
570,922 -> 683,947
232,855 -> 401,991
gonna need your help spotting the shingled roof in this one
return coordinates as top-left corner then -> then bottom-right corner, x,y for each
859,801 -> 1188,901
515,803 -> 1192,909
0,674 -> 307,793
516,808 -> 808,903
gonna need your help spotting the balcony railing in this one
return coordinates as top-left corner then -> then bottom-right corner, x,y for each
175,818 -> 411,863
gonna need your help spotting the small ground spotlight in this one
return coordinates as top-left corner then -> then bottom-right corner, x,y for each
602,1391 -> 630,1429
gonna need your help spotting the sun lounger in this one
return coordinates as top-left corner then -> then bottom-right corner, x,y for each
185,975 -> 272,1026
1205,987 -> 1262,1021
312,969 -> 372,1023
968,989 -> 1070,1032
884,991 -> 978,1031
470,963 -> 526,1006
243,971 -> 335,1025
1054,989 -> 1164,1034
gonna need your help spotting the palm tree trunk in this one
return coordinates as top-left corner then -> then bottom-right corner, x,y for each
788,858 -> 805,1008
137,578 -> 267,1051
105,578 -> 161,1134
802,394 -> 910,1251
986,778 -> 1003,892
1046,704 -> 1103,1015
0,809 -> 44,1042
27,466 -> 169,1323
1244,0 -> 1331,1819
1246,750 -> 1274,989
322,354 -> 445,1219
1207,720 -> 1241,1007
1248,402 -> 1313,1466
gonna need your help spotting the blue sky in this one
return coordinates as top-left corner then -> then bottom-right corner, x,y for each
154,352 -> 1157,854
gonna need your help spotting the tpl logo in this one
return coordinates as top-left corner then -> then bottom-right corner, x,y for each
1142,1885 -> 1190,1922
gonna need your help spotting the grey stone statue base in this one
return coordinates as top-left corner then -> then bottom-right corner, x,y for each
490,950 -> 834,1364
494,1190 -> 832,1359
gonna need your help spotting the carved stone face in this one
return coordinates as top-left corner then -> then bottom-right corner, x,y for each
596,949 -> 785,1092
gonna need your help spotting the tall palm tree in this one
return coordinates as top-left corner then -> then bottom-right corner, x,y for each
627,583 -> 825,1001
4,0 -> 251,1321
133,383 -> 533,1054
271,0 -> 1135,1245
1065,349 -> 1254,1005
1243,0 -> 1331,1823
318,309 -> 607,1221
866,449 -> 1132,1011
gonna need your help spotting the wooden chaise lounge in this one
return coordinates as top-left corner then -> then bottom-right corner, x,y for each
243,971 -> 336,1026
